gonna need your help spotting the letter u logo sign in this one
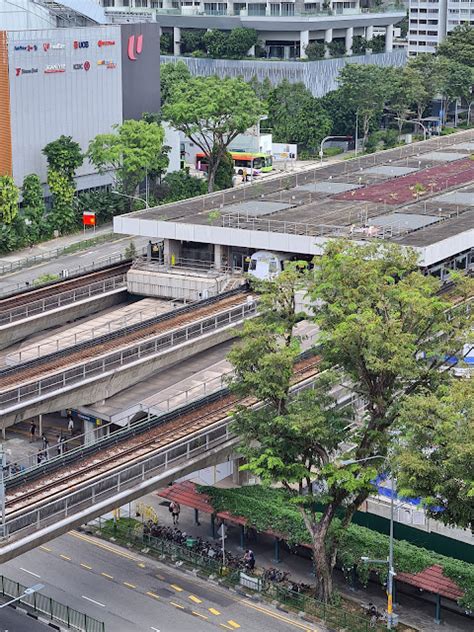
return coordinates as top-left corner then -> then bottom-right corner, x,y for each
127,34 -> 143,61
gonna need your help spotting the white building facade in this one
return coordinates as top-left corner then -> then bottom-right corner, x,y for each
408,0 -> 474,55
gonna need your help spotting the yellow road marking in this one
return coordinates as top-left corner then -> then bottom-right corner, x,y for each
189,595 -> 202,604
80,563 -> 92,570
101,572 -> 114,579
69,531 -> 140,561
60,554 -> 71,561
137,563 -> 146,568
209,608 -> 221,616
170,601 -> 185,610
170,584 -> 183,592
40,546 -> 51,552
192,611 -> 208,620
220,625 -> 234,631
123,582 -> 136,589
243,600 -> 318,631
227,621 -> 241,629
146,591 -> 160,600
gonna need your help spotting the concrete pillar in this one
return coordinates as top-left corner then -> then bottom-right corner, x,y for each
345,27 -> 353,56
300,29 -> 309,58
164,238 -> 181,266
283,45 -> 291,60
173,26 -> 181,56
38,414 -> 42,437
232,458 -> 245,484
324,28 -> 333,58
385,24 -> 394,53
366,25 -> 373,41
214,244 -> 224,271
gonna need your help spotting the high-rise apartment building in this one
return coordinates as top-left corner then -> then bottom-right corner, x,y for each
408,0 -> 474,55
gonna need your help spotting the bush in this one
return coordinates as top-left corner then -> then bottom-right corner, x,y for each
226,28 -> 258,58
181,29 -> 206,55
160,33 -> 172,54
214,151 -> 234,190
75,189 -> 127,224
304,41 -> 325,60
323,146 -> 343,156
158,169 -> 207,204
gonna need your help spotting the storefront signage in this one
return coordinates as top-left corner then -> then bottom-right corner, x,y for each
14,44 -> 38,52
43,43 -> 66,52
127,34 -> 143,61
98,40 -> 115,47
15,67 -> 38,76
97,60 -> 116,69
44,64 -> 66,74
73,40 -> 89,49
73,61 -> 91,71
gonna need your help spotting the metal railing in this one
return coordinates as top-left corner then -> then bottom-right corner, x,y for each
0,300 -> 257,410
0,274 -> 127,328
0,575 -> 105,632
5,292 -> 179,364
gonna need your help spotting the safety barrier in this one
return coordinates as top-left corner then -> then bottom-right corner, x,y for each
0,575 -> 105,632
0,274 -> 127,327
0,299 -> 257,410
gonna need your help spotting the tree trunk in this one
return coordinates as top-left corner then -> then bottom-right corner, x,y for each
311,530 -> 334,602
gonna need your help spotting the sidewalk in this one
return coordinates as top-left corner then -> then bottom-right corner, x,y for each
129,489 -> 472,632
0,224 -> 113,266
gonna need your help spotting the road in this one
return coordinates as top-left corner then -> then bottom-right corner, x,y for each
0,605 -> 51,631
0,235 -> 150,295
1,531 -> 321,632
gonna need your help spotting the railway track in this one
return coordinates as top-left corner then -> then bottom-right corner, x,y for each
5,356 -> 320,518
0,261 -> 131,312
0,291 -> 249,390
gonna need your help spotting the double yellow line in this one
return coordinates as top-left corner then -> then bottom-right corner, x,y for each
243,600 -> 319,632
69,530 -> 143,563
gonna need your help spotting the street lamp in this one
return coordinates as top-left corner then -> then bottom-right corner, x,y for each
0,444 -> 7,539
319,135 -> 353,165
340,455 -> 397,629
0,583 -> 45,609
111,191 -> 150,209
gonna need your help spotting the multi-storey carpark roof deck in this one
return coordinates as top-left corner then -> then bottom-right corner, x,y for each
114,131 -> 474,271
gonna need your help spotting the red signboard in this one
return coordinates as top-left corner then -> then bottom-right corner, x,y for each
83,212 -> 96,226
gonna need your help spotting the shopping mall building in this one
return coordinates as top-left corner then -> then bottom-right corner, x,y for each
0,22 -> 161,190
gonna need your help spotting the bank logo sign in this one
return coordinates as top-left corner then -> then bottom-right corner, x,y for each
43,43 -> 66,52
44,63 -> 66,74
127,34 -> 143,61
73,61 -> 91,71
98,40 -> 115,47
15,67 -> 38,76
73,41 -> 89,49
14,44 -> 38,52
97,60 -> 116,69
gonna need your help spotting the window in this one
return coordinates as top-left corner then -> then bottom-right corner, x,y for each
281,3 -> 295,15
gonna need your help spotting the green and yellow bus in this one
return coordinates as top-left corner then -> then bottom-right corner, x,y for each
195,151 -> 273,176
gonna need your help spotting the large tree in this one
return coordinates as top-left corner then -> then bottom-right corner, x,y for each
88,119 -> 165,208
160,61 -> 191,107
266,80 -> 332,153
435,57 -> 474,125
406,54 -> 440,122
229,242 -> 472,602
42,135 -> 83,182
163,76 -> 265,192
338,64 -> 392,146
437,23 -> 474,67
388,66 -> 431,136
394,377 -> 474,530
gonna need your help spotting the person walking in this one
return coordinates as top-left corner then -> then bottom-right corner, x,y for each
169,500 -> 181,526
30,421 -> 36,443
56,435 -> 62,456
67,416 -> 74,437
60,435 -> 67,454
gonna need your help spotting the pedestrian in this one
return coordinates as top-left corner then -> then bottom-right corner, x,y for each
60,435 -> 67,454
243,549 -> 255,571
169,500 -> 181,525
67,416 -> 74,437
36,450 -> 44,465
41,433 -> 48,449
242,169 -> 247,183
56,434 -> 62,456
30,421 -> 36,443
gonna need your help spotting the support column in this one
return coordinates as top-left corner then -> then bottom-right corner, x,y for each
214,244 -> 224,271
300,30 -> 309,59
173,26 -> 181,56
385,24 -> 394,53
345,27 -> 353,56
164,238 -> 181,266
365,25 -> 373,41
38,414 -> 43,437
324,28 -> 333,58
283,45 -> 291,60
434,593 -> 441,624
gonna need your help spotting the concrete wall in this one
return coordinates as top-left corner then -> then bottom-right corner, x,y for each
0,288 -> 126,350
161,49 -> 407,97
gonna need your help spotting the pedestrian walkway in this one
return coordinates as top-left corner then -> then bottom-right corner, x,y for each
129,488 -> 472,632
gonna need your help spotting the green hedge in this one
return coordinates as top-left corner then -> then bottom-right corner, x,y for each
200,485 -> 474,609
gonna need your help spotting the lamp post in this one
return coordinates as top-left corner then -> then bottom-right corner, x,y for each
0,444 -> 6,540
319,135 -> 354,165
340,455 -> 397,629
111,191 -> 150,209
0,583 -> 45,609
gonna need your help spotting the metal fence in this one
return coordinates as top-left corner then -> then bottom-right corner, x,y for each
0,575 -> 105,632
0,274 -> 127,328
0,299 -> 257,410
100,526 -> 385,632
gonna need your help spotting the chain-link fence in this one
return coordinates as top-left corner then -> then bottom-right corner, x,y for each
99,523 -> 386,632
0,576 -> 105,632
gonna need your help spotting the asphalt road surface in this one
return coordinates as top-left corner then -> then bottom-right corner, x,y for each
0,605 -> 51,631
2,531 -> 321,632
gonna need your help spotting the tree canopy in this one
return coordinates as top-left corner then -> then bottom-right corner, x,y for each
163,75 -> 265,192
42,135 -> 83,181
88,119 -> 165,205
0,175 -> 19,225
437,23 -> 474,67
229,242 -> 472,602
160,61 -> 191,107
